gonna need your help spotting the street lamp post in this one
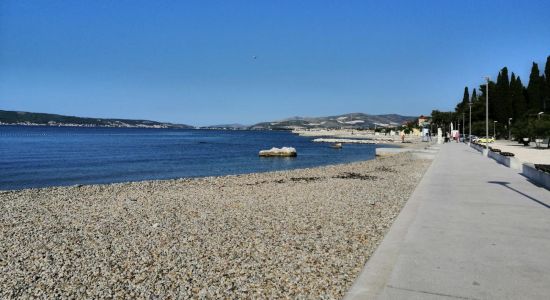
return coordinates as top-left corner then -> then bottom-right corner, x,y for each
469,101 -> 472,145
493,121 -> 498,139
462,113 -> 465,143
508,118 -> 512,141
456,119 -> 464,143
485,76 -> 490,154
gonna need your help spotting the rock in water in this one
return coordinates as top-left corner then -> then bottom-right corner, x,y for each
259,147 -> 297,157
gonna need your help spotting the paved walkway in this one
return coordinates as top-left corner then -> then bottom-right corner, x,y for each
346,143 -> 550,300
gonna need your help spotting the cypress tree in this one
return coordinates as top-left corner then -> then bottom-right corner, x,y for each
463,86 -> 470,106
495,71 -> 503,121
510,73 -> 527,119
489,81 -> 497,121
510,74 -> 516,119
476,81 -> 496,122
497,67 -> 511,123
456,86 -> 469,113
466,88 -> 477,133
543,56 -> 550,112
527,62 -> 543,112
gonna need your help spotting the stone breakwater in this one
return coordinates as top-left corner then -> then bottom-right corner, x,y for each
0,153 -> 431,299
313,138 -> 381,144
293,129 -> 424,144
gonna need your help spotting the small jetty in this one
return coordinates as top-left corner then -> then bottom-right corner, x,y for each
313,138 -> 379,144
259,147 -> 297,157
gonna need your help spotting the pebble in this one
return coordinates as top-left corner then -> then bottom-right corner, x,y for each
0,153 -> 431,299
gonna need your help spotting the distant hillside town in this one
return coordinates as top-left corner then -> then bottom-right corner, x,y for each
201,113 -> 417,131
2,110 -> 419,131
248,113 -> 415,130
0,110 -> 193,129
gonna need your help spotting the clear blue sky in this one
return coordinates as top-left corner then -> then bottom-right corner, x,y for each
1,0 -> 549,126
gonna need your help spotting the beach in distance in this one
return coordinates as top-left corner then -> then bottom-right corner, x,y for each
0,151 -> 431,298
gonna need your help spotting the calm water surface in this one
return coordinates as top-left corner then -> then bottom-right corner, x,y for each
0,126 -> 389,190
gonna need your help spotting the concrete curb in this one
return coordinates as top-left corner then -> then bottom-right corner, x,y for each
470,142 -> 484,152
345,146 -> 440,299
469,143 -> 550,190
487,150 -> 522,170
522,163 -> 550,190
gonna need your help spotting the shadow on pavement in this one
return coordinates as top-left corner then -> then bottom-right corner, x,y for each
488,181 -> 550,209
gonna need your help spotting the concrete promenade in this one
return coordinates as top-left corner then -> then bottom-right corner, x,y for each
346,143 -> 550,299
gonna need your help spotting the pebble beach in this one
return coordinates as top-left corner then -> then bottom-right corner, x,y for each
1,153 -> 431,299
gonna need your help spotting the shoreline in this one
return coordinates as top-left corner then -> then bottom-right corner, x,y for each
0,141 -> 433,191
0,157 -> 382,192
1,144 -> 407,192
1,153 -> 432,298
0,147 -> 407,192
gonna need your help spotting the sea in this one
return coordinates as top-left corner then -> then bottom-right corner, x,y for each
0,126 -> 388,190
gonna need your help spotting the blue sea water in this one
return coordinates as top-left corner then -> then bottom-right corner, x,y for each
0,126 -> 387,190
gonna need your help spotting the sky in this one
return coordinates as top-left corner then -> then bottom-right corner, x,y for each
1,0 -> 549,126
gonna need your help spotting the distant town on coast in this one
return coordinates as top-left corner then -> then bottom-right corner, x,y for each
0,109 -> 416,131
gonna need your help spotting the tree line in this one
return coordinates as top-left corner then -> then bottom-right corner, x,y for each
431,55 -> 550,140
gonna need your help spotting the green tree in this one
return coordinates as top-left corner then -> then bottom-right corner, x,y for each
510,73 -> 527,120
448,55 -> 550,139
530,117 -> 550,139
495,67 -> 511,123
455,87 -> 469,113
476,81 -> 496,122
467,88 -> 477,124
471,120 -> 491,137
431,110 -> 454,132
527,62 -> 544,112
543,55 -> 550,112
511,119 -> 531,141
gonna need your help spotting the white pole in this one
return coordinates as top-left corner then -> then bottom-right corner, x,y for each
469,102 -> 472,145
508,118 -> 512,141
485,77 -> 490,155
462,113 -> 466,141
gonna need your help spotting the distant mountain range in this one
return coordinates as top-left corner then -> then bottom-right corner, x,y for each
248,113 -> 416,130
1,109 -> 417,130
0,110 -> 193,129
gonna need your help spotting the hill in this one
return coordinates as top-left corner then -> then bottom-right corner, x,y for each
0,110 -> 193,129
249,113 -> 416,130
